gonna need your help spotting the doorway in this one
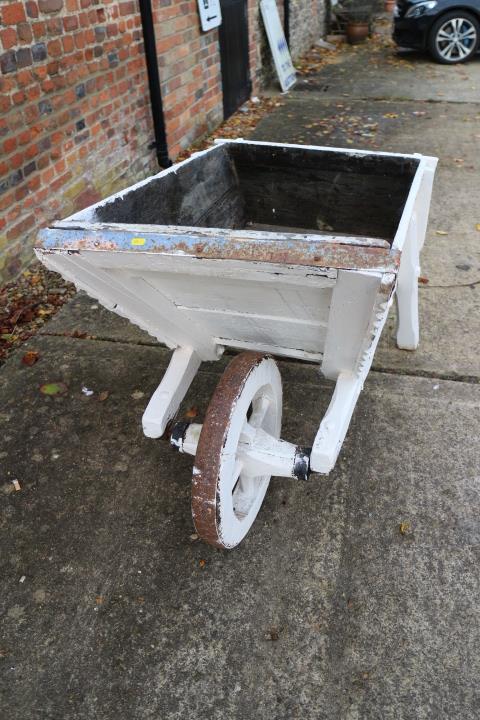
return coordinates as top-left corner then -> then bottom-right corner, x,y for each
219,0 -> 252,119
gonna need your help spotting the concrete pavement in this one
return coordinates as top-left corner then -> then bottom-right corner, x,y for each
1,25 -> 480,720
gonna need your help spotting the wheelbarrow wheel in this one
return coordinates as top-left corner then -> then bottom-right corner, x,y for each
192,352 -> 282,549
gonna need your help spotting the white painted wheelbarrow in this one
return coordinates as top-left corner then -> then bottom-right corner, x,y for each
37,139 -> 437,549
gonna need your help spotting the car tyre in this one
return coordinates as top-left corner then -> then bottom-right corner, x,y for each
428,10 -> 480,64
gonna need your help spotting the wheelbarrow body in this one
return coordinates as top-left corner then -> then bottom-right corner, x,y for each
36,139 -> 437,548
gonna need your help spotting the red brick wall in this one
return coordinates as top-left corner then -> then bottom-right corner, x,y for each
153,0 -> 224,157
0,0 -> 158,284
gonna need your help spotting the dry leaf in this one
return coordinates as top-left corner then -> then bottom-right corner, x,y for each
95,596 -> 104,605
22,350 -> 39,366
264,628 -> 280,641
418,276 -> 429,285
199,559 -> 206,568
185,406 -> 198,419
476,224 -> 480,232
435,230 -> 448,236
98,391 -> 109,402
399,521 -> 411,535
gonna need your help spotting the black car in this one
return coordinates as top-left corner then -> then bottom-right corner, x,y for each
393,0 -> 480,63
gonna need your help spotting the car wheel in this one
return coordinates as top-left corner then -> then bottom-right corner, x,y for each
428,11 -> 479,64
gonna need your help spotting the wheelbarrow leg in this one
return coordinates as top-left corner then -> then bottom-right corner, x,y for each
142,347 -> 201,438
310,371 -> 363,474
396,213 -> 420,350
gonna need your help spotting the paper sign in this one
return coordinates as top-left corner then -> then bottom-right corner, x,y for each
198,0 -> 222,32
260,0 -> 296,92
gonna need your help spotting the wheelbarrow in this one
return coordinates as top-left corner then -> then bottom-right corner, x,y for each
36,139 -> 437,549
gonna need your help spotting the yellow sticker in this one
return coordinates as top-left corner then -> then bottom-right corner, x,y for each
131,237 -> 146,246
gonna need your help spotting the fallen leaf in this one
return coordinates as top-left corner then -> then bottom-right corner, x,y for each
21,350 -> 40,366
95,596 -> 104,605
418,276 -> 429,285
476,224 -> 480,232
383,112 -> 398,119
199,559 -> 206,568
185,406 -> 198,419
399,521 -> 411,535
39,382 -> 68,396
131,390 -> 145,400
97,390 -> 109,402
264,628 -> 280,641
435,230 -> 448,236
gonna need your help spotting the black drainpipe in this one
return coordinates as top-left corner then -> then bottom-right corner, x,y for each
138,0 -> 172,168
284,0 -> 290,46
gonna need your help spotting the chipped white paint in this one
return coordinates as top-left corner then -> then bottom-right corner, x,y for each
208,356 -> 282,549
142,347 -> 201,438
36,139 -> 438,547
311,372 -> 364,473
177,417 -> 300,480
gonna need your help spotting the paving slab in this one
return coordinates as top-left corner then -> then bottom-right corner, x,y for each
294,37 -> 480,103
1,335 -> 480,719
41,291 -> 157,346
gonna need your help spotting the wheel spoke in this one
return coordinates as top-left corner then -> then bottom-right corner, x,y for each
229,458 -> 244,491
233,473 -> 258,518
443,41 -> 455,59
249,394 -> 271,429
457,41 -> 469,58
460,28 -> 476,40
437,29 -> 452,41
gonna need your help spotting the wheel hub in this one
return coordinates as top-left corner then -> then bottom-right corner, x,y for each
436,18 -> 477,61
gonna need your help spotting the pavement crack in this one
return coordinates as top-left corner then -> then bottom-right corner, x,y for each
39,330 -> 161,348
420,279 -> 480,289
289,92 -> 480,107
371,365 -> 480,384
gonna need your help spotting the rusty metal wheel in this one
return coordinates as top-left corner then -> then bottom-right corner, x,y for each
192,352 -> 282,549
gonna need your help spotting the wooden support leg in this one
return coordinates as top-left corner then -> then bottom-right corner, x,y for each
396,214 -> 420,350
142,347 -> 201,438
310,372 -> 363,474
313,269 -> 394,474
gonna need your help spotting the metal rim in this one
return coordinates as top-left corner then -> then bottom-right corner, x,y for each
435,17 -> 477,62
192,352 -> 282,549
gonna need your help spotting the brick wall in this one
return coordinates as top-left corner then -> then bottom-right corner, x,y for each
0,0 -> 327,287
0,0 -> 158,285
154,0 -> 223,157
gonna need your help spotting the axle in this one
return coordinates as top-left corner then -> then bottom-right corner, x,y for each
170,421 -> 311,481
